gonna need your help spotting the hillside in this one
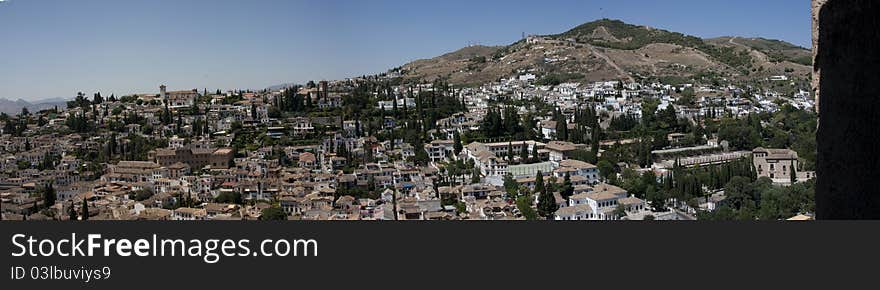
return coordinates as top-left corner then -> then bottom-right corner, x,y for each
398,45 -> 503,84
706,36 -> 813,66
394,19 -> 812,86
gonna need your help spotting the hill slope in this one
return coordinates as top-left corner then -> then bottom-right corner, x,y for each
394,19 -> 812,86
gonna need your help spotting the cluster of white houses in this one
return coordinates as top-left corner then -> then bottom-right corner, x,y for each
460,140 -> 588,178
0,71 -> 816,221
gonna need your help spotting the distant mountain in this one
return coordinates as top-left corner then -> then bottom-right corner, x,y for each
0,97 -> 69,115
705,36 -> 812,66
394,19 -> 812,86
266,83 -> 299,91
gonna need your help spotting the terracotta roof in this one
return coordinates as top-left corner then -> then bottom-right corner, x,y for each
545,141 -> 577,152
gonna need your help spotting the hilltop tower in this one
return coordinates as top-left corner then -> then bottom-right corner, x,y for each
319,80 -> 329,99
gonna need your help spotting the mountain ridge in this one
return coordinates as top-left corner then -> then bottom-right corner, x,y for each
393,19 -> 812,86
0,97 -> 69,115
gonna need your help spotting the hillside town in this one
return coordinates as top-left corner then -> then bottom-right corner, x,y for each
0,64 -> 817,221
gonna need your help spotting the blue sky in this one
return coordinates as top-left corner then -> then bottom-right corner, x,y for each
0,0 -> 811,101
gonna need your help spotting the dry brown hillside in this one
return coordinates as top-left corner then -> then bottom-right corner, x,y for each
394,19 -> 812,87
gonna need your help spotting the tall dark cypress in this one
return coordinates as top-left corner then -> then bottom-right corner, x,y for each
81,199 -> 89,221
68,201 -> 78,221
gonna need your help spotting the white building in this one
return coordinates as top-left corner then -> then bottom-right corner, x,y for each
555,183 -> 644,221
171,207 -> 207,221
169,136 -> 185,149
554,159 -> 600,184
424,140 -> 456,162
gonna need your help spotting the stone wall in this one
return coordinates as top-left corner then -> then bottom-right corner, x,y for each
812,0 -> 827,112
814,0 -> 880,219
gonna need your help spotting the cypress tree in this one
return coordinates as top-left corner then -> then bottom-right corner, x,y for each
562,173 -> 574,200
176,111 -> 183,134
81,199 -> 89,221
68,201 -> 77,221
382,97 -> 397,116
534,171 -> 545,195
554,109 -> 568,141
590,121 -> 601,158
453,131 -> 463,155
531,144 -> 539,163
42,183 -> 56,208
536,171 -> 558,220
163,102 -> 171,124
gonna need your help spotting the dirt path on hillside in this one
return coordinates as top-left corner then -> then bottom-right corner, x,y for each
586,44 -> 635,83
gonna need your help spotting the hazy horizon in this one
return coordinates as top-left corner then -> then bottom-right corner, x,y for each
1,0 -> 811,101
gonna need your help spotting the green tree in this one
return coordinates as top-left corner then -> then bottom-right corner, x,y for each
260,206 -> 288,221
42,183 -> 56,208
561,173 -> 574,200
520,142 -> 529,162
480,108 -> 504,138
516,193 -> 538,220
162,102 -> 172,124
679,87 -> 696,105
81,199 -> 89,220
534,171 -> 545,195
554,110 -> 569,141
647,187 -> 667,212
724,176 -> 756,211
531,144 -> 540,163
503,174 -> 519,199
453,131 -> 463,155
68,201 -> 78,221
39,152 -> 59,171
537,186 -> 559,220
597,160 -> 615,181
613,204 -> 627,219
129,188 -> 155,201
